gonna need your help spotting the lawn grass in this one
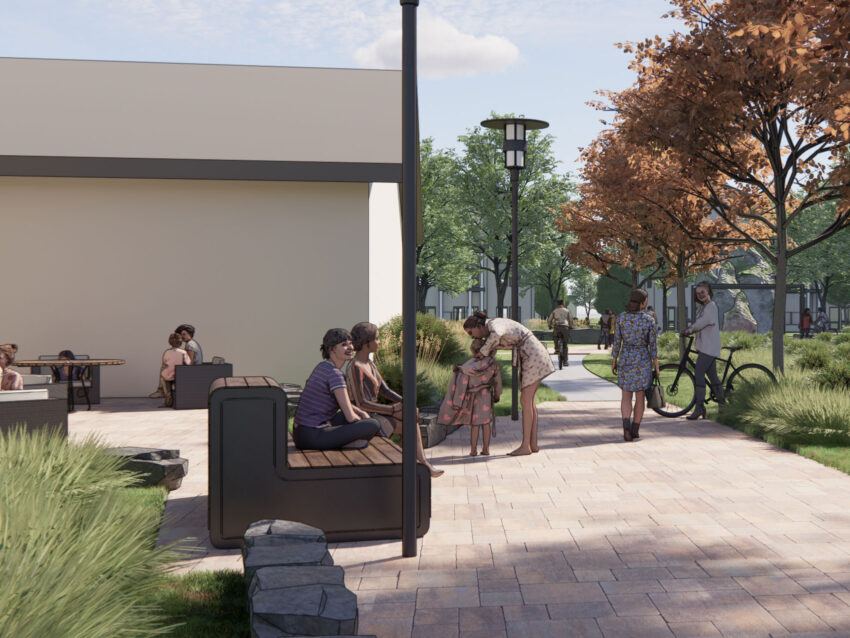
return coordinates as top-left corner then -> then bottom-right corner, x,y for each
146,571 -> 249,638
583,348 -> 850,475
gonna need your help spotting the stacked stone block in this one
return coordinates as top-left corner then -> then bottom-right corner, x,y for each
243,520 -> 373,638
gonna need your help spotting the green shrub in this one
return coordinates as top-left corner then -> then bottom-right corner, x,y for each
814,359 -> 850,391
379,313 -> 465,366
794,340 -> 832,370
718,372 -> 850,448
657,331 -> 680,362
375,358 -> 441,407
0,428 -> 175,638
834,330 -> 850,345
816,331 -> 833,342
724,331 -> 767,350
524,318 -> 548,331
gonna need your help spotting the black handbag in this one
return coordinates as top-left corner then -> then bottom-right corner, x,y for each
646,374 -> 664,410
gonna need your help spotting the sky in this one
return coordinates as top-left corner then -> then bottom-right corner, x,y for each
0,0 -> 684,176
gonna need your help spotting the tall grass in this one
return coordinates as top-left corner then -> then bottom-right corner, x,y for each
717,370 -> 850,448
0,428 -> 176,638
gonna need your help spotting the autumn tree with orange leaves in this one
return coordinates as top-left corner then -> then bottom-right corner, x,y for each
561,128 -> 738,353
601,0 -> 850,371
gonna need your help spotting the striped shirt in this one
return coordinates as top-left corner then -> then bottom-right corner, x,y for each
294,360 -> 347,428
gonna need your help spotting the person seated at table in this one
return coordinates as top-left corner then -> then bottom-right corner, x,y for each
148,324 -> 202,398
52,349 -> 84,382
158,333 -> 191,408
0,344 -> 23,391
346,321 -> 443,477
175,323 -> 203,365
292,329 -> 381,451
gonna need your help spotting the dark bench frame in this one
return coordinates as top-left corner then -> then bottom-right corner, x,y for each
208,376 -> 431,549
175,362 -> 233,409
0,398 -> 68,437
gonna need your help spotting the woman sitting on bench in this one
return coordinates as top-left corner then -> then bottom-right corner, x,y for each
293,329 -> 381,451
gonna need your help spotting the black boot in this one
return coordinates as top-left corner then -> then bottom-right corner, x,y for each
623,418 -> 633,441
631,421 -> 640,439
712,384 -> 726,406
686,404 -> 706,420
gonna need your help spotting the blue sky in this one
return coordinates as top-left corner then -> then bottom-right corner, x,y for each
0,0 -> 682,176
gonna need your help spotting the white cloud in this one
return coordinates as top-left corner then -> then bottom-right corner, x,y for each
353,14 -> 519,78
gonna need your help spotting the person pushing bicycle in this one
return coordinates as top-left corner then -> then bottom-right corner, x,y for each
547,299 -> 574,368
680,281 -> 724,419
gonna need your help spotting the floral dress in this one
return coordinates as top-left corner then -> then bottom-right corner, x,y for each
479,318 -> 554,388
437,357 -> 501,427
611,311 -> 657,392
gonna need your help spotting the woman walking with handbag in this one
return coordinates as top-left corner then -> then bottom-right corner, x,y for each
611,289 -> 660,441
681,281 -> 723,419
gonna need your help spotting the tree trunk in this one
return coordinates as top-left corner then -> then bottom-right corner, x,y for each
773,237 -> 787,373
417,276 -> 432,312
677,252 -> 687,360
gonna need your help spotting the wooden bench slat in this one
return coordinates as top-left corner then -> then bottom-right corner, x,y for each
302,450 -> 332,467
359,443 -> 393,465
322,450 -> 353,466
226,377 -> 248,387
287,441 -> 311,468
344,449 -> 374,465
244,375 -> 271,386
372,437 -> 403,463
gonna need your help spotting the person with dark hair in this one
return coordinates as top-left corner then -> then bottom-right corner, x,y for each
293,329 -> 381,451
546,299 -> 574,366
681,281 -> 723,420
53,349 -> 83,383
438,338 -> 502,457
800,308 -> 812,339
598,308 -> 614,350
175,324 -> 203,365
462,310 -> 554,456
346,322 -> 443,476
612,289 -> 659,441
814,308 -> 828,333
0,344 -> 23,391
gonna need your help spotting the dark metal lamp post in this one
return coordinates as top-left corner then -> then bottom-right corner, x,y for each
480,117 -> 549,421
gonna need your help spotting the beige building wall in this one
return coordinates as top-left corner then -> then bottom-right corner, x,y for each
1,176 -> 375,396
0,58 -> 400,164
368,183 -> 403,326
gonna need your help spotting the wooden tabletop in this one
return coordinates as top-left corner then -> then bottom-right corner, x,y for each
12,359 -> 126,367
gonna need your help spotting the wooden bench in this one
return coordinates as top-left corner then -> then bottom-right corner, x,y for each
208,376 -> 431,549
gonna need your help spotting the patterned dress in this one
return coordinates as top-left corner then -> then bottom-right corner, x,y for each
1,368 -> 23,391
611,311 -> 657,392
479,318 -> 555,388
436,357 -> 501,427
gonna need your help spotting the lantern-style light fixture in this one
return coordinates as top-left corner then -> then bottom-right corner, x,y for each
480,117 -> 549,421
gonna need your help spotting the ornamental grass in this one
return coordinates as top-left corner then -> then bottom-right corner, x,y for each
0,427 -> 176,638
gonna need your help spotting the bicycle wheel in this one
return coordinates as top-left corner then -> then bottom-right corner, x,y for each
653,363 -> 697,418
725,363 -> 776,398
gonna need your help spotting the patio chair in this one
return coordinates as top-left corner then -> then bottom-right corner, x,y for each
36,354 -> 92,410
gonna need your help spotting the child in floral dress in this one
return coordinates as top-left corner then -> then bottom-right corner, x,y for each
437,339 -> 502,456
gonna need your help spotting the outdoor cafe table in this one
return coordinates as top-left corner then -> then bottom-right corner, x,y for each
12,359 -> 125,412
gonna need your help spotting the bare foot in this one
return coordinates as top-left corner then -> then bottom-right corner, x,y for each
508,447 -> 532,456
531,445 -> 539,453
469,450 -> 478,457
429,467 -> 445,478
481,448 -> 490,456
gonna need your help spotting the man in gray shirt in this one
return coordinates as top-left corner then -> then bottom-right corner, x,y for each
176,323 -> 203,365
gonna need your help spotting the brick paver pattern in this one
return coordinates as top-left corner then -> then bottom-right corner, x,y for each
69,353 -> 850,638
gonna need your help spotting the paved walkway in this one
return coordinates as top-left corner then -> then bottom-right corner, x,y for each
68,361 -> 850,638
545,347 -> 621,402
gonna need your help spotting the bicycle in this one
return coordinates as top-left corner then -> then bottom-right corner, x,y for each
652,335 -> 777,418
552,326 -> 569,370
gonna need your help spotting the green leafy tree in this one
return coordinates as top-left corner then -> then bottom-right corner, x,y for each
789,201 -> 850,311
417,138 -> 478,310
454,114 -> 574,317
594,265 -> 632,315
567,267 -> 598,320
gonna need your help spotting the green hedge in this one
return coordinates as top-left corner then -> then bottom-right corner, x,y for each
0,428 -> 175,638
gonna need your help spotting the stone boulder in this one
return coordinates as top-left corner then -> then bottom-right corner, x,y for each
244,520 -> 327,549
723,290 -> 758,333
106,447 -> 188,491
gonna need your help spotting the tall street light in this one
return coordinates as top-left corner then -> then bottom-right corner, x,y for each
480,117 -> 549,421
400,0 -> 419,558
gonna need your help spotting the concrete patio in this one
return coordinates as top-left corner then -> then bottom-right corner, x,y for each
68,352 -> 850,638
